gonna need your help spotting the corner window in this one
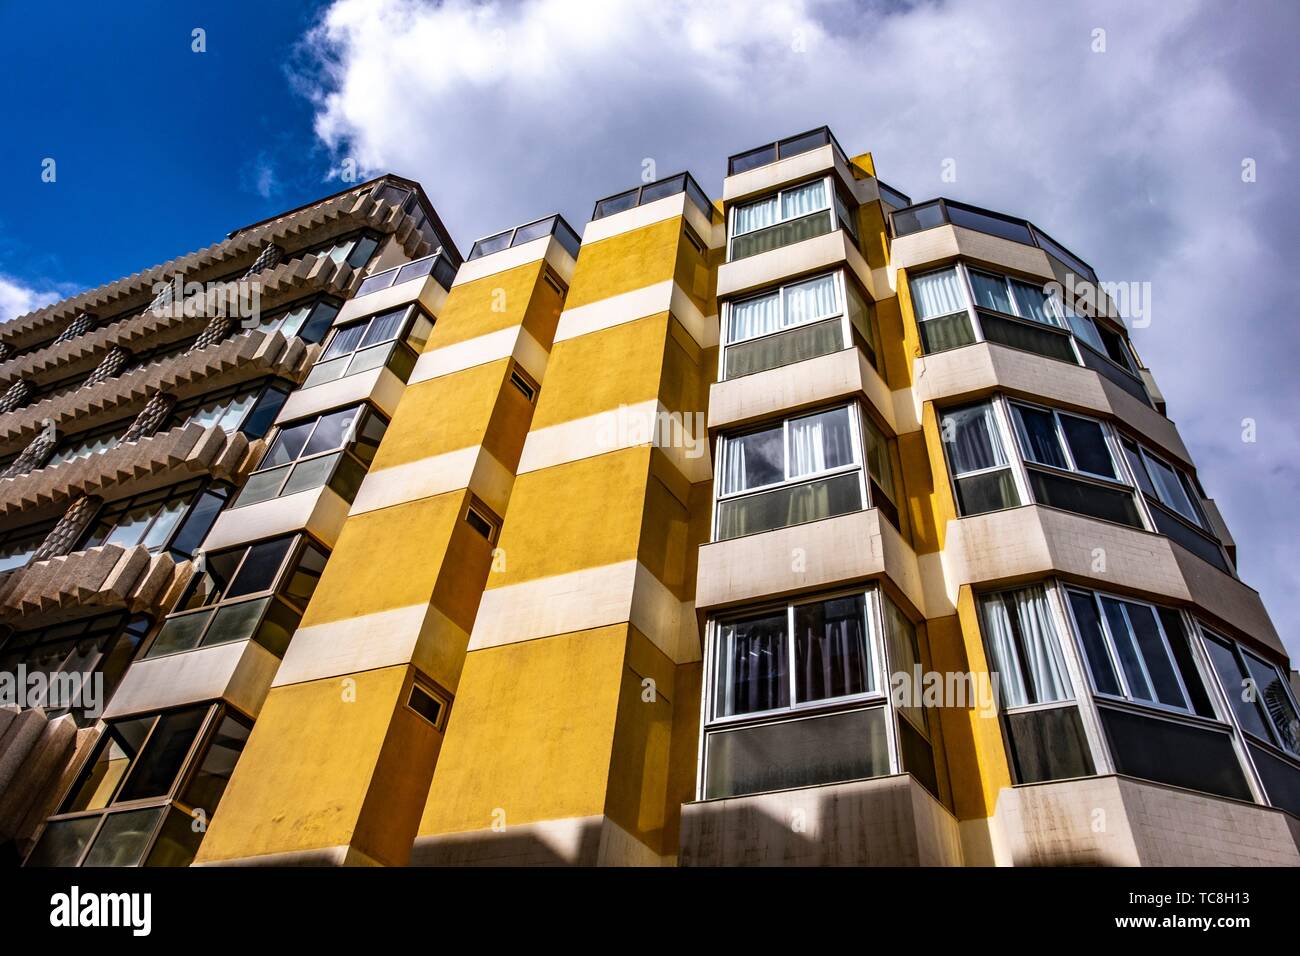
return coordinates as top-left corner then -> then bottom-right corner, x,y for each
146,534 -> 327,658
1202,630 -> 1299,756
303,304 -> 434,389
1120,437 -> 1229,572
976,585 -> 1094,784
26,704 -> 250,867
721,270 -> 876,379
703,588 -> 933,800
234,405 -> 387,508
728,176 -> 857,262
940,402 -> 1020,515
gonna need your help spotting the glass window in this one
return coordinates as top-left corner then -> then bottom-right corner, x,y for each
729,176 -> 853,261
246,298 -> 341,345
978,585 -> 1073,708
147,535 -> 326,658
941,402 -> 1019,515
715,405 -> 870,540
1203,629 -> 1300,756
168,380 -> 289,439
713,594 -> 874,721
305,305 -> 432,389
1067,588 -> 1207,715
0,518 -> 58,572
234,405 -> 387,508
46,419 -> 131,467
81,480 -> 210,554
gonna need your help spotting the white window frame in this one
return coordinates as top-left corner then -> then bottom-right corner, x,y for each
711,402 -> 868,541
718,270 -> 858,382
1008,399 -> 1129,485
937,398 -> 1029,516
697,585 -> 900,800
726,175 -> 855,261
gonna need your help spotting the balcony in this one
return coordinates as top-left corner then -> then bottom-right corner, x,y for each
468,214 -> 580,261
354,251 -> 458,299
890,198 -> 1097,283
728,127 -> 851,177
591,171 -> 712,223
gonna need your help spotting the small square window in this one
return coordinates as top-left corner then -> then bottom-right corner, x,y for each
406,684 -> 445,728
509,368 -> 537,402
465,504 -> 498,542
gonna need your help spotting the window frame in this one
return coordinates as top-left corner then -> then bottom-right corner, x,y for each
717,269 -> 877,381
711,402 -> 869,541
726,175 -> 858,262
166,377 -> 292,439
28,702 -> 251,868
304,303 -> 434,389
79,478 -> 216,556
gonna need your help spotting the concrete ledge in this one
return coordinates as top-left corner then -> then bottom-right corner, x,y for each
103,638 -> 280,720
941,505 -> 1283,654
722,143 -> 877,208
709,347 -> 896,434
696,508 -> 927,616
452,234 -> 577,288
718,229 -> 879,302
412,814 -> 665,866
890,224 -> 1055,281
204,484 -> 351,552
914,341 -> 1190,467
680,773 -> 962,866
992,775 -> 1300,866
277,365 -> 406,423
335,272 -> 447,326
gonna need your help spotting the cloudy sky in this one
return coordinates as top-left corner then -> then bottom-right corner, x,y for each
2,0 -> 1297,657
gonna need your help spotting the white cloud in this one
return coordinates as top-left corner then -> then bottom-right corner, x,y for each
300,0 -> 1300,656
0,273 -> 61,323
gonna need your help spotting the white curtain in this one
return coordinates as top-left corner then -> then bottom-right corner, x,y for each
980,586 -> 1073,708
721,437 -> 748,495
783,274 -> 839,326
788,408 -> 853,478
728,291 -> 781,343
733,195 -> 778,235
781,180 -> 828,219
945,403 -> 1007,475
911,267 -> 966,320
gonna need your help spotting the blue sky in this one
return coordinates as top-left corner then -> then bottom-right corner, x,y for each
2,0 -> 1298,659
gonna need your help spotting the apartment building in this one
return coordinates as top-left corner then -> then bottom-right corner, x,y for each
2,130 -> 1298,867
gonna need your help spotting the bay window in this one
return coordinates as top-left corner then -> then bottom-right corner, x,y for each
940,402 -> 1020,515
145,534 -> 326,658
702,588 -> 933,800
1120,436 -> 1230,572
714,403 -> 898,540
1008,400 -> 1142,528
907,262 -> 1151,387
728,176 -> 858,261
1201,627 -> 1300,816
234,404 -> 386,508
25,703 -> 249,867
977,585 -> 1095,784
720,270 -> 877,379
303,303 -> 433,389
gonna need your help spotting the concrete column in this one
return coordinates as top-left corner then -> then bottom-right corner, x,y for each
52,313 -> 96,346
0,428 -> 56,479
83,346 -> 129,387
121,392 -> 176,443
30,495 -> 103,562
0,380 -> 32,415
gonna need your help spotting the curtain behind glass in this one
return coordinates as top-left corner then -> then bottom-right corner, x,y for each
728,291 -> 781,342
733,195 -> 778,235
789,408 -> 854,477
1010,279 -> 1063,327
944,403 -> 1006,474
794,595 -> 871,702
969,271 -> 1013,313
979,587 -> 1072,708
781,180 -> 828,219
715,613 -> 789,717
783,274 -> 839,326
910,268 -> 966,319
323,322 -> 366,360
